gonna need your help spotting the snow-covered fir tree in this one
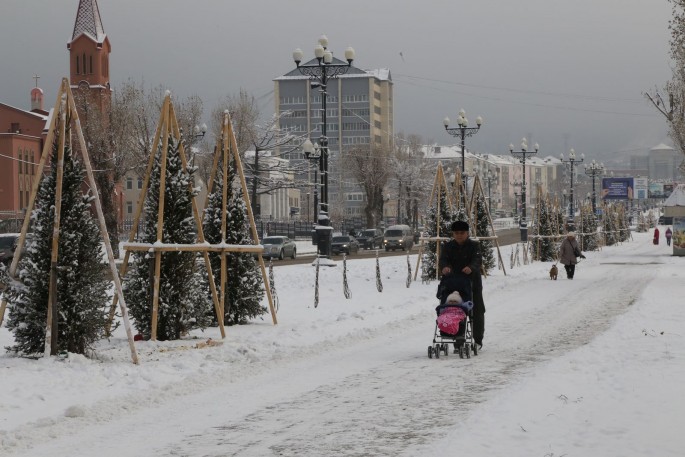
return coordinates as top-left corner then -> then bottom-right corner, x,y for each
473,193 -> 495,273
602,204 -> 618,246
617,204 -> 630,242
421,189 -> 462,281
531,196 -> 556,261
124,134 -> 212,340
579,205 -> 600,251
5,121 -> 109,355
202,152 -> 265,325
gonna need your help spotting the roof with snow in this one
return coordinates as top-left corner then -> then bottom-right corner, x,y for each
275,58 -> 392,82
664,184 -> 685,206
72,0 -> 106,43
650,143 -> 674,152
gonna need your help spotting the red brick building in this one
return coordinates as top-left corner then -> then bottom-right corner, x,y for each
0,0 -> 122,225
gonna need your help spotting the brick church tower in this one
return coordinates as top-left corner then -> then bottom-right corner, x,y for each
67,0 -> 112,115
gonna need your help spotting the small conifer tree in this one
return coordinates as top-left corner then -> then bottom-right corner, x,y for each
124,134 -> 212,340
532,197 -> 556,261
474,193 -> 495,272
422,189 -> 457,281
202,154 -> 265,325
6,121 -> 109,355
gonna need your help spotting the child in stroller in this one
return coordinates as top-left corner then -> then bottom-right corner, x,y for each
428,273 -> 477,359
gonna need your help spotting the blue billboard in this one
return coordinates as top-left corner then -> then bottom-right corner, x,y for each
601,177 -> 634,200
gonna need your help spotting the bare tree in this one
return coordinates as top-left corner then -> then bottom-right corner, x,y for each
389,132 -> 433,229
347,145 -> 392,227
644,0 -> 685,159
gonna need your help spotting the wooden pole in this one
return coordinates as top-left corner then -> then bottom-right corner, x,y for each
168,103 -> 225,338
66,82 -> 139,364
224,112 -> 277,324
105,95 -> 168,337
44,90 -> 68,357
151,98 -> 171,341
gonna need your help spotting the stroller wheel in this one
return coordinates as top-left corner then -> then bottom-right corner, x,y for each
434,344 -> 441,359
458,346 -> 464,359
442,343 -> 449,356
472,343 -> 478,356
465,344 -> 471,359
427,346 -> 433,358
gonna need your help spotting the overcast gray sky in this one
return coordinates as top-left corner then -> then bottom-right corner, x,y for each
1,0 -> 675,164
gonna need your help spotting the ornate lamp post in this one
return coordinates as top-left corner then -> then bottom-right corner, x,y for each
443,109 -> 483,201
584,159 -> 605,215
293,36 -> 355,258
302,139 -> 321,227
484,170 -> 498,214
560,148 -> 584,229
509,138 -> 539,242
181,123 -> 207,167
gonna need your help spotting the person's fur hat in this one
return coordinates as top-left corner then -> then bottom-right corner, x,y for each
450,220 -> 469,232
445,291 -> 463,304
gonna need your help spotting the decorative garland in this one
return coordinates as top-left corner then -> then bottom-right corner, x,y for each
268,259 -> 280,312
342,254 -> 351,299
314,256 -> 320,308
375,249 -> 383,292
406,251 -> 412,288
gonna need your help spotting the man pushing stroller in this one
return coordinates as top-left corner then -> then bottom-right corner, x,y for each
438,220 -> 485,349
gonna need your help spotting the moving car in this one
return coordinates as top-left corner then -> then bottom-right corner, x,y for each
383,225 -> 414,251
331,235 -> 360,255
356,228 -> 383,249
0,233 -> 19,265
260,236 -> 297,260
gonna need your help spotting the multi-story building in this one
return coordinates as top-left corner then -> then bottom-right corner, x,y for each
273,60 -> 393,221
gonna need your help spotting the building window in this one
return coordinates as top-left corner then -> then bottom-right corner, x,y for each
76,56 -> 80,74
126,177 -> 133,190
11,123 -> 20,133
31,151 -> 35,174
127,201 -> 133,214
89,55 -> 93,74
374,121 -> 382,129
24,152 -> 29,174
374,91 -> 381,101
375,135 -> 382,144
137,177 -> 143,189
374,106 -> 381,115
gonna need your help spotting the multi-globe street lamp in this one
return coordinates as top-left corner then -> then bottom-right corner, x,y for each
484,170 -> 498,214
559,148 -> 584,229
509,138 -> 539,242
302,139 -> 322,227
443,109 -> 483,202
293,35 -> 355,257
584,159 -> 605,215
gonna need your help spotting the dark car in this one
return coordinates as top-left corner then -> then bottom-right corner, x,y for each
658,216 -> 674,225
260,236 -> 297,260
356,228 -> 383,249
331,235 -> 360,255
0,233 -> 19,265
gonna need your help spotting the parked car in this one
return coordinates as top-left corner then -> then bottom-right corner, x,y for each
331,235 -> 360,255
356,228 -> 383,249
260,236 -> 297,260
658,216 -> 674,225
0,233 -> 20,265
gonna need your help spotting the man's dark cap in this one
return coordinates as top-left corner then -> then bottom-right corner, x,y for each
451,220 -> 469,232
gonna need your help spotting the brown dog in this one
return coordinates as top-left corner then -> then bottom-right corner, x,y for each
549,264 -> 558,280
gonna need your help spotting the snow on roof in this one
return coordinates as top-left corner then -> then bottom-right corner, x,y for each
72,0 -> 106,43
663,184 -> 685,206
650,143 -> 674,151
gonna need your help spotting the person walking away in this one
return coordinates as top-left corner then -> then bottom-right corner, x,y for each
665,227 -> 672,246
559,232 -> 585,279
654,227 -> 660,245
438,220 -> 485,349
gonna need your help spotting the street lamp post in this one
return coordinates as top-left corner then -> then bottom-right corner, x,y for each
584,159 -> 605,215
181,123 -> 208,167
443,109 -> 483,203
560,148 -> 584,229
509,138 -> 539,242
293,36 -> 355,258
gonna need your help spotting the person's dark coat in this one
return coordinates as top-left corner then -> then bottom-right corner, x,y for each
438,238 -> 485,344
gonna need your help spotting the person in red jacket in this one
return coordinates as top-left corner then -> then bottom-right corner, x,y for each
653,227 -> 660,245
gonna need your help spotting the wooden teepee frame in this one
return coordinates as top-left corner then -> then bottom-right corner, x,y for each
0,78 -> 139,363
106,97 -> 276,341
414,162 -> 454,281
469,174 -> 506,276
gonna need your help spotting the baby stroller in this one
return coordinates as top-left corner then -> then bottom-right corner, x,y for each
428,273 -> 478,359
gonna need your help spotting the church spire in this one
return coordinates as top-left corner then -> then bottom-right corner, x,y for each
72,0 -> 106,43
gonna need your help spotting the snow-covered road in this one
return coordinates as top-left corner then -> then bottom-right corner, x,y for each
1,232 -> 682,456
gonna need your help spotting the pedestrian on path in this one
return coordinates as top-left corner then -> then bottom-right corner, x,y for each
654,227 -> 660,245
665,227 -> 672,246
